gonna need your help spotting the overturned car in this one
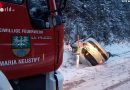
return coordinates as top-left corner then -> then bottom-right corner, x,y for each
80,38 -> 110,66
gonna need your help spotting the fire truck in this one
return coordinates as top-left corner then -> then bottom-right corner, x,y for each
0,0 -> 66,90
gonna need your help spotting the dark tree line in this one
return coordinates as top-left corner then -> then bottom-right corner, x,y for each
64,0 -> 130,45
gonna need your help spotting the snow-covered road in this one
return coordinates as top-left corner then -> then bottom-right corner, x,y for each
59,42 -> 130,90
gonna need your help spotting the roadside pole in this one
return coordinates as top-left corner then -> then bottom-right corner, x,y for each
76,35 -> 80,68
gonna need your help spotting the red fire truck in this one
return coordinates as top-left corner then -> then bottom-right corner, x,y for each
0,0 -> 66,90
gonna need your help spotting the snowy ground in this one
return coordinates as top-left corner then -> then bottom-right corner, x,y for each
58,41 -> 130,90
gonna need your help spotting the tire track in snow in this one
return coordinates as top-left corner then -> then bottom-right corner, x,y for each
63,79 -> 86,90
103,78 -> 130,90
63,58 -> 130,90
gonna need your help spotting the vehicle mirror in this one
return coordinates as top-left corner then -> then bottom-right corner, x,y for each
48,15 -> 62,27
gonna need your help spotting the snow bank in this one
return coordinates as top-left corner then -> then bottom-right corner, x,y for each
59,42 -> 130,90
